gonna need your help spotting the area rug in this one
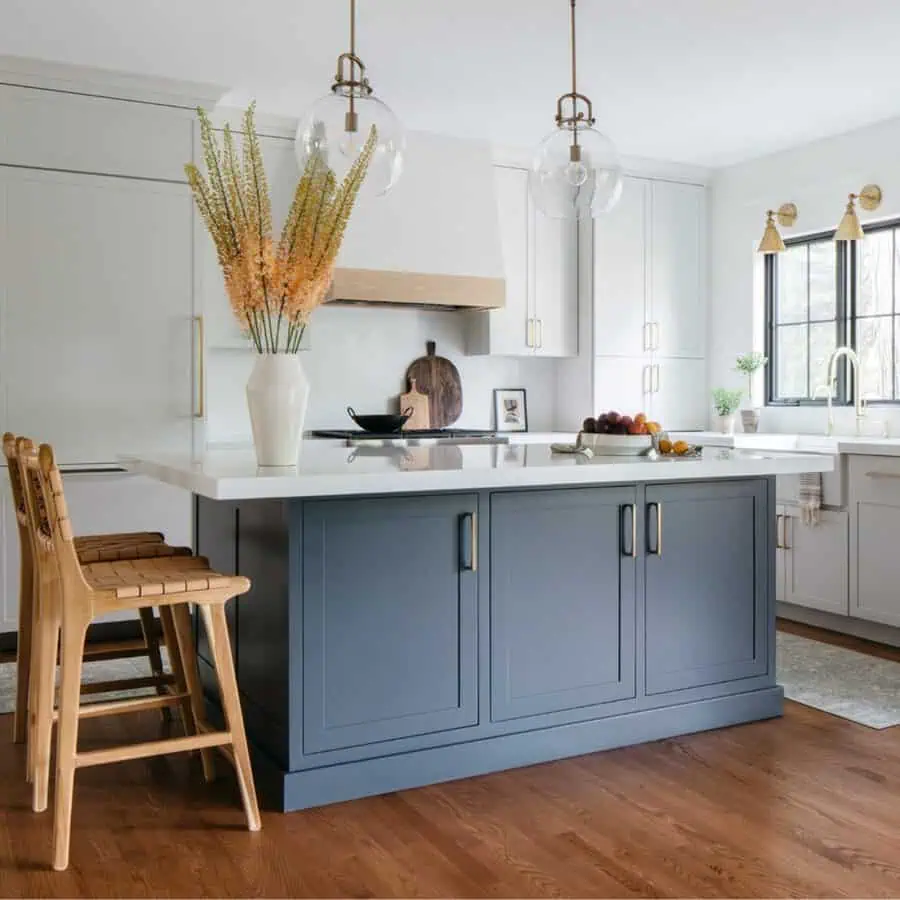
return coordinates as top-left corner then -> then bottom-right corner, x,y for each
777,630 -> 900,729
0,655 -> 157,717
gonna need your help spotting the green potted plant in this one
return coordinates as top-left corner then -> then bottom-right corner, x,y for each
712,388 -> 743,434
735,352 -> 768,433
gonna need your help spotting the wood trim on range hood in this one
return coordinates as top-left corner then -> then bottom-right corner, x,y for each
327,268 -> 506,311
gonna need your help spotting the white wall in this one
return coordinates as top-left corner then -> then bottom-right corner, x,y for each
710,115 -> 900,434
205,306 -> 558,442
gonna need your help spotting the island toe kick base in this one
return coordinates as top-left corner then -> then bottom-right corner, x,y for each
193,476 -> 781,812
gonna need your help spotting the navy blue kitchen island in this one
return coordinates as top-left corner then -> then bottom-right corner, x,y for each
129,444 -> 832,811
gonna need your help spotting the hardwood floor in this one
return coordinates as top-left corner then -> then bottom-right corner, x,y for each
3,622 -> 900,897
1,699 -> 900,897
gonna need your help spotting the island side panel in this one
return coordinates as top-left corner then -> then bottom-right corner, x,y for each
195,494 -> 292,768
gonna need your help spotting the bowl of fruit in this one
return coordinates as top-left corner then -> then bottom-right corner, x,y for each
578,412 -> 662,455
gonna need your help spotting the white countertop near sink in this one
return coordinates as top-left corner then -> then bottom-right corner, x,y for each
123,444 -> 833,501
671,431 -> 900,457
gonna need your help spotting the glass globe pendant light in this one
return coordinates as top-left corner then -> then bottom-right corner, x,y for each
295,0 -> 405,196
530,0 -> 623,220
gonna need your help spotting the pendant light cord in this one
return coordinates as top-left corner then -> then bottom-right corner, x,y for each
570,0 -> 579,148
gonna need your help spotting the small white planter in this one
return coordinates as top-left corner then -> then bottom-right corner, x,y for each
246,354 -> 310,467
741,408 -> 761,433
714,413 -> 737,435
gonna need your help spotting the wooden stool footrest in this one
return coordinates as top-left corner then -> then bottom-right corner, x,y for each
75,731 -> 233,769
77,692 -> 189,720
79,674 -> 175,696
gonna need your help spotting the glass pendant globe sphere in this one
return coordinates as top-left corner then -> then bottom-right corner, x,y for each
295,89 -> 406,196
529,126 -> 623,220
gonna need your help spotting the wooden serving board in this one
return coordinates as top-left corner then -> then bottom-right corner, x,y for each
400,379 -> 431,431
404,341 -> 462,428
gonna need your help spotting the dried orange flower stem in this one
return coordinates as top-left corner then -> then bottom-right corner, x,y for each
185,103 -> 376,353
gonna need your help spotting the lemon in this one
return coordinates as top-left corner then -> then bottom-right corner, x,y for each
659,439 -> 673,454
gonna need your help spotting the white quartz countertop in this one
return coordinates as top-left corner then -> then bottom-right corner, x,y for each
673,431 -> 900,457
123,444 -> 834,501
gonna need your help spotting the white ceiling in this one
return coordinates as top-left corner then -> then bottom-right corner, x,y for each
4,0 -> 900,167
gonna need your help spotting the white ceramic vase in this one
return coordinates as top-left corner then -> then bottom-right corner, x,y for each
246,354 -> 310,467
715,413 -> 737,435
741,408 -> 761,433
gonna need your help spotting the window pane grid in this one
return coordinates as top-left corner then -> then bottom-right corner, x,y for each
768,223 -> 900,405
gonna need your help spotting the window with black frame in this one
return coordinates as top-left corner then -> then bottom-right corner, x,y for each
766,236 -> 844,404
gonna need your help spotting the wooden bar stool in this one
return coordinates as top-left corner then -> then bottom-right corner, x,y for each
3,433 -> 190,758
26,443 -> 260,871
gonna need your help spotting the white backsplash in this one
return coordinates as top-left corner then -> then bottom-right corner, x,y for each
205,306 -> 559,443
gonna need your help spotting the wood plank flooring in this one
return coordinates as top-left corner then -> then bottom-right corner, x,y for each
2,626 -> 900,897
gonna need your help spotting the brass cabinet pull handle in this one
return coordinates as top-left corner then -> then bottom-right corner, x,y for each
783,513 -> 791,551
460,512 -> 477,572
865,471 -> 900,480
643,322 -> 652,352
653,364 -> 660,394
193,315 -> 205,419
643,365 -> 651,396
526,318 -> 534,349
647,502 -> 662,556
621,504 -> 637,558
775,514 -> 783,550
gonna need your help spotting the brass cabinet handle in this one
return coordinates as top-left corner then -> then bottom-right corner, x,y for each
643,322 -> 652,352
621,504 -> 637,558
643,365 -> 651,395
653,364 -> 660,394
647,502 -> 662,556
460,512 -> 478,572
526,318 -> 534,349
783,513 -> 791,551
193,315 -> 205,419
865,471 -> 900,480
775,513 -> 783,550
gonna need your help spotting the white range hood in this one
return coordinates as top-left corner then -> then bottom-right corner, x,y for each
329,130 -> 506,310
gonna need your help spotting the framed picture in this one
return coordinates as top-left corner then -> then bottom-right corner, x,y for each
493,388 -> 528,433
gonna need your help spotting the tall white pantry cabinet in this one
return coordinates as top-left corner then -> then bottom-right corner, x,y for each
0,79 -> 200,633
558,174 -> 708,431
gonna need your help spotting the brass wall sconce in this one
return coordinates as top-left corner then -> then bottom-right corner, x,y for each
757,203 -> 798,254
834,184 -> 883,242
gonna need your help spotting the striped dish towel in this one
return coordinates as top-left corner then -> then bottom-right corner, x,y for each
798,472 -> 822,526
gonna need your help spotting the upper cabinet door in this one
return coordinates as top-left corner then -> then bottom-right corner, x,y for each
651,357 -> 707,430
486,165 -> 531,355
593,177 -> 649,358
650,181 -> 706,360
532,207 -> 577,358
0,85 -> 193,182
1,168 -> 195,464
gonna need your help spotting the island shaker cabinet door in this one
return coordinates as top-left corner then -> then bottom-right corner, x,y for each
644,481 -> 768,695
301,494 -> 479,754
490,487 -> 637,721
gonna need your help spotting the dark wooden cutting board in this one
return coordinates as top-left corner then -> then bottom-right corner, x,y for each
405,341 -> 462,428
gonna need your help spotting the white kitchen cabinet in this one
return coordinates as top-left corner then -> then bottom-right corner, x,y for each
589,177 -> 707,428
0,166 -> 196,465
650,357 -> 707,430
650,180 -> 705,360
781,507 -> 849,616
467,165 -> 577,358
849,455 -> 900,627
594,357 -> 651,419
593,176 -> 648,358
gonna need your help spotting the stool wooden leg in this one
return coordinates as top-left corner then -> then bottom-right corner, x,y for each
201,604 -> 261,832
14,556 -> 35,745
158,606 -> 194,736
138,607 -> 171,722
31,587 -> 60,813
171,604 -> 215,783
52,617 -> 87,871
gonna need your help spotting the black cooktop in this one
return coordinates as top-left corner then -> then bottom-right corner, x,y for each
313,429 -> 499,440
